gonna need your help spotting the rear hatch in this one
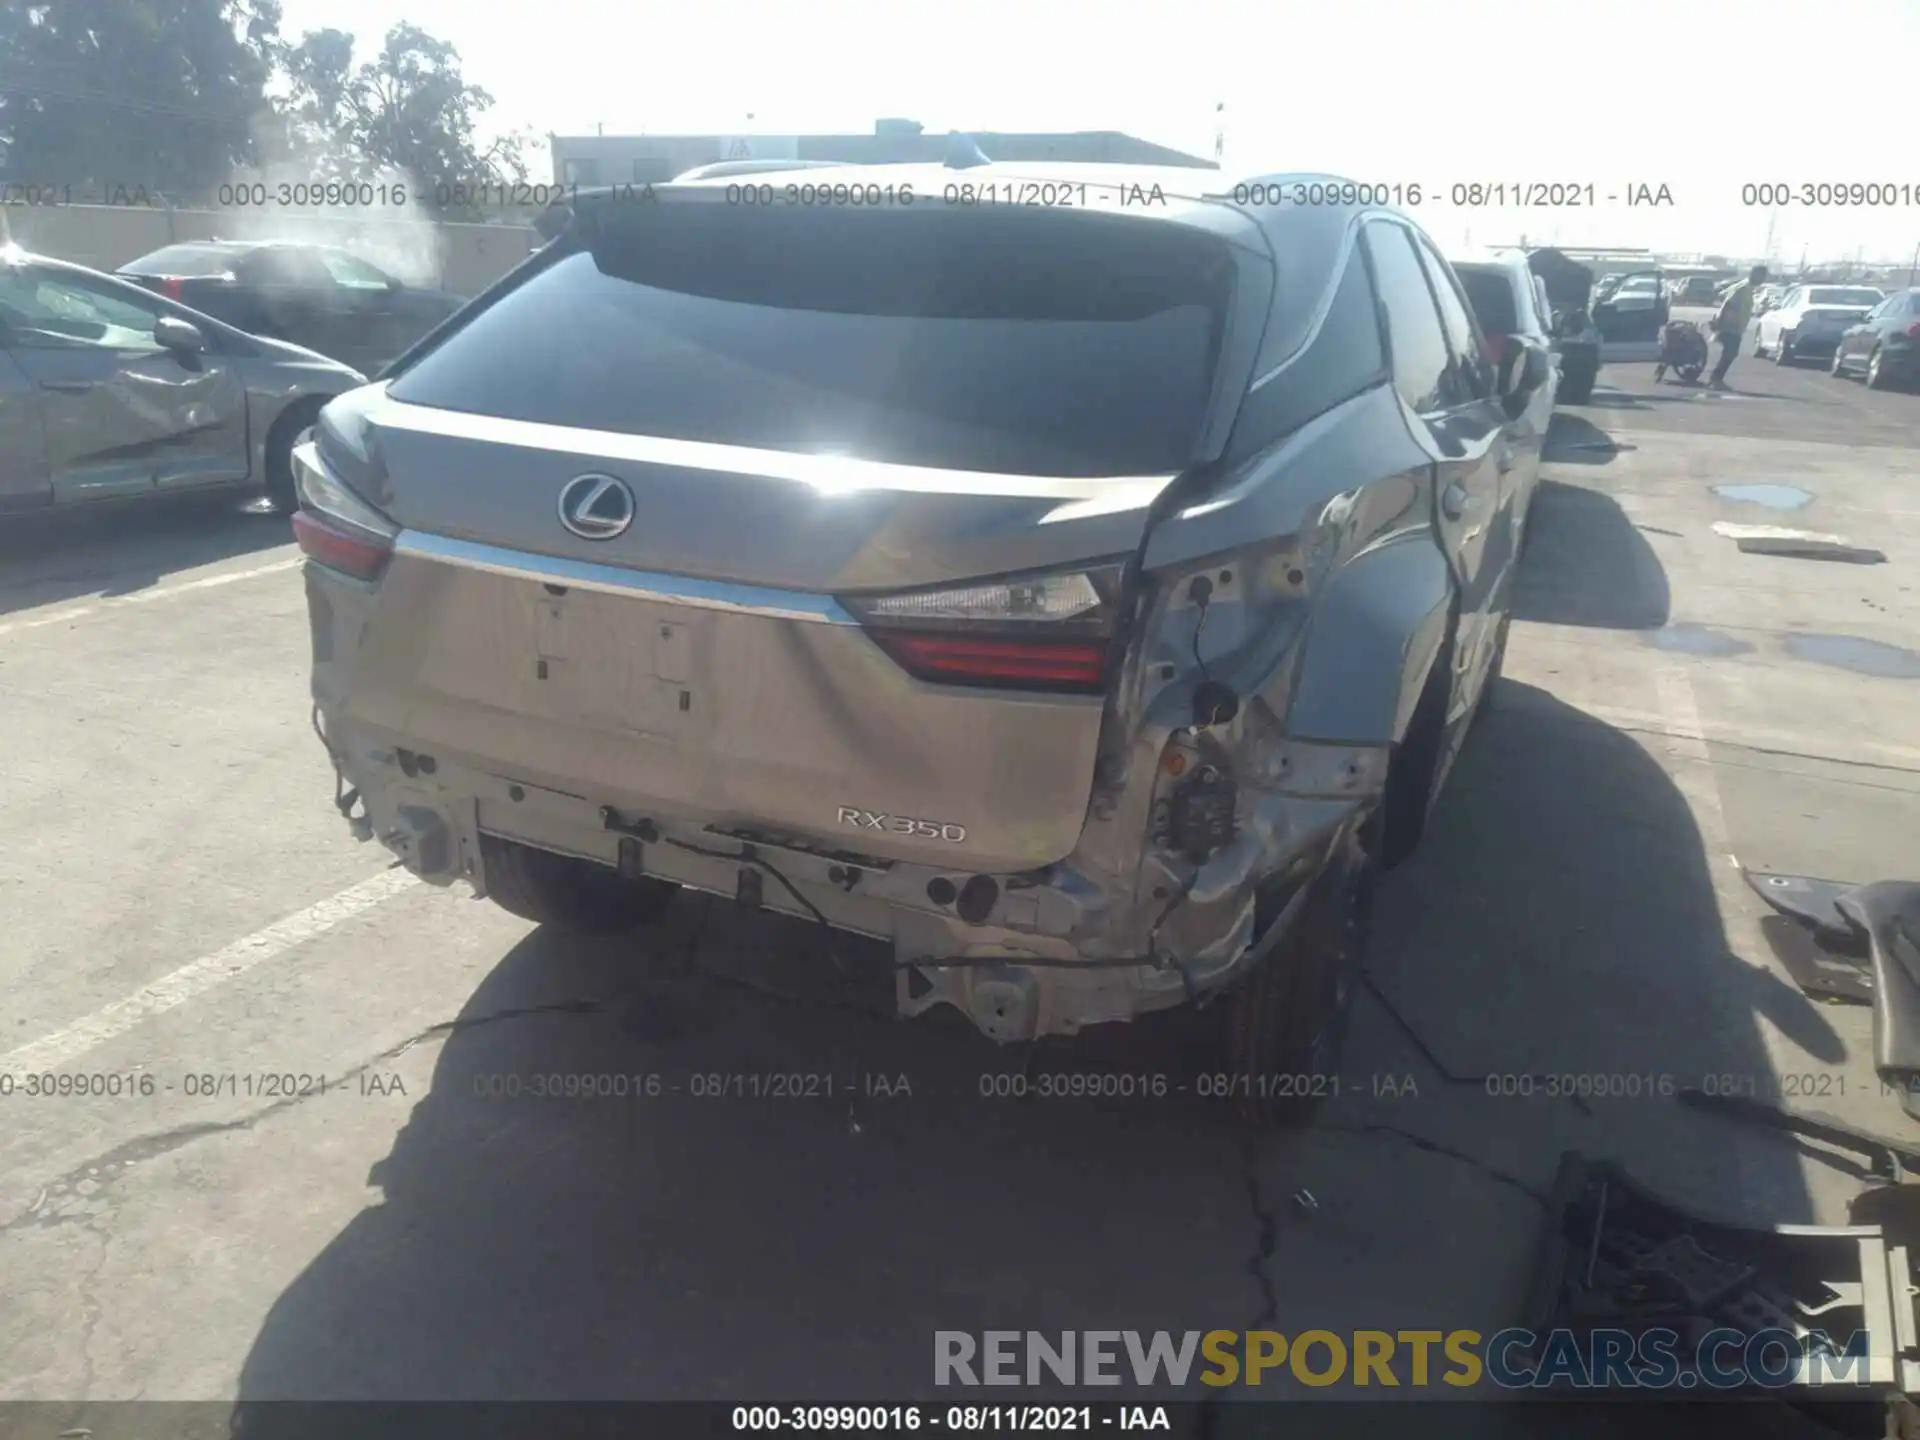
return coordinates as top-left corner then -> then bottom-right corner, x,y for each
327,194 -> 1243,871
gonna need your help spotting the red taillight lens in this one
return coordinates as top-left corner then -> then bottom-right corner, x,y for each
1906,322 -> 1920,339
159,276 -> 184,300
291,510 -> 393,582
844,563 -> 1123,694
870,633 -> 1109,691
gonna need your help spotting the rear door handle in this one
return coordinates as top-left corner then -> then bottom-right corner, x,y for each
40,379 -> 97,393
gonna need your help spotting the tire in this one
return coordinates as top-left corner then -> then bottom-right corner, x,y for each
1223,819 -> 1378,1127
1558,359 -> 1596,404
262,398 -> 326,513
478,832 -> 680,933
1830,347 -> 1849,378
1867,348 -> 1893,391
1775,333 -> 1794,365
1378,645 -> 1451,871
1476,610 -> 1512,715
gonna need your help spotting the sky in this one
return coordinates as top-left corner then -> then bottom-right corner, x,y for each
275,0 -> 1920,266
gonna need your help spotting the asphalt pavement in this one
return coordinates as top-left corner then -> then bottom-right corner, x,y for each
1,345 -> 1916,1423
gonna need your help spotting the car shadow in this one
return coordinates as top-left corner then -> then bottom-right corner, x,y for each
1511,477 -> 1670,629
1542,413 -> 1634,465
1351,674 -> 1839,1241
226,893 -> 1266,1406
0,490 -> 289,619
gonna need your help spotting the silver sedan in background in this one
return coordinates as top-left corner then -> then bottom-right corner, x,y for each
0,246 -> 367,518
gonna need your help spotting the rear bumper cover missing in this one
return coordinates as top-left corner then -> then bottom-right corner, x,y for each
317,711 -> 1386,1043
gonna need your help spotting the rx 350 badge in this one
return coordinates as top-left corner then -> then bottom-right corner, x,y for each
838,807 -> 967,844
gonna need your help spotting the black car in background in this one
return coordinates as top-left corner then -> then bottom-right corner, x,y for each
117,240 -> 465,377
1829,288 -> 1920,391
1526,247 -> 1602,402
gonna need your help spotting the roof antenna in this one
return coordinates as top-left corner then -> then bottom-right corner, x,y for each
944,131 -> 991,169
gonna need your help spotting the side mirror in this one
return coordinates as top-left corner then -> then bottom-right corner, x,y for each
154,315 -> 207,354
1501,344 -> 1549,420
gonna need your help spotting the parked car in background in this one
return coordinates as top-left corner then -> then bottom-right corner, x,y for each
117,240 -> 466,378
1590,269 -> 1668,348
0,246 -> 364,516
1526,247 -> 1601,402
1753,284 -> 1885,364
1755,283 -> 1788,315
1671,275 -> 1724,306
1828,288 -> 1920,390
1451,252 -> 1556,504
293,169 -> 1549,1124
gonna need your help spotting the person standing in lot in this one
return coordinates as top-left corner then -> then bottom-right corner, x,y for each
1709,265 -> 1769,389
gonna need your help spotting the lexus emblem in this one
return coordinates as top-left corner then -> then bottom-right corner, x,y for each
557,473 -> 635,540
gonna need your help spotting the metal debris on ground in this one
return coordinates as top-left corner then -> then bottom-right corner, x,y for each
1711,522 -> 1887,564
1524,1150 -> 1920,1408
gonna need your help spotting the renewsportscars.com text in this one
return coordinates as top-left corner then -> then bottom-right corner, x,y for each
935,1328 -> 1875,1390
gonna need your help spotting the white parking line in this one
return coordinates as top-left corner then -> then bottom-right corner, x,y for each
0,869 -> 420,1077
0,557 -> 302,640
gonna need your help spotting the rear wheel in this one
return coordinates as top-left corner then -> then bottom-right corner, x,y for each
1775,333 -> 1794,365
1558,356 -> 1597,404
1377,647 -> 1451,871
263,399 -> 326,513
1223,820 -> 1378,1127
1867,348 -> 1894,390
1830,346 -> 1850,378
478,832 -> 680,933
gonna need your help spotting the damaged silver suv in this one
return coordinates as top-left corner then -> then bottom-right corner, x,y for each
296,166 -> 1547,1122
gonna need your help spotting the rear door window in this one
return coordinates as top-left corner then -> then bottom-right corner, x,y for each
240,248 -> 333,288
1363,222 -> 1451,413
119,246 -> 237,278
388,204 -> 1236,477
1455,267 -> 1520,338
1413,239 -> 1493,402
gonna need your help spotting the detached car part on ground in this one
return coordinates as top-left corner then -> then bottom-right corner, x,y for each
0,247 -> 364,517
295,170 -> 1548,1123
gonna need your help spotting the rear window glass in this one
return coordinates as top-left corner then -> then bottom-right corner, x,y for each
1807,288 -> 1882,307
388,204 -> 1234,476
120,246 -> 236,277
1455,267 -> 1520,336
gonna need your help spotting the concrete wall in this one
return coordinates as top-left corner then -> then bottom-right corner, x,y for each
0,203 -> 540,298
547,129 -> 1220,186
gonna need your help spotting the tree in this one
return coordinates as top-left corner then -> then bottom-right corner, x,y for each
278,24 -> 529,216
0,0 -> 282,198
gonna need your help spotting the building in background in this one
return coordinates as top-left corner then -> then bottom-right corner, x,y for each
548,122 -> 1217,185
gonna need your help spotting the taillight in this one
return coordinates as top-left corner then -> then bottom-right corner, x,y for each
842,564 -> 1123,694
157,276 -> 184,300
290,440 -> 397,583
1906,322 -> 1920,339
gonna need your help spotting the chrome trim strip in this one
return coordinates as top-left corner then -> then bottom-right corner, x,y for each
394,531 -> 860,625
376,398 -> 1179,502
